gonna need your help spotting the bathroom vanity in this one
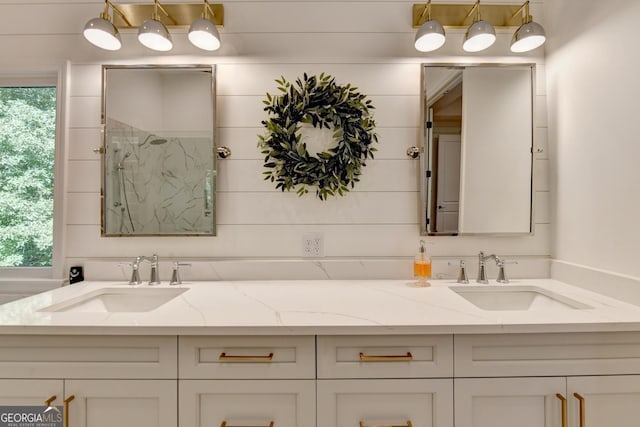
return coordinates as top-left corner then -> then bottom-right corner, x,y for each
2,280 -> 640,427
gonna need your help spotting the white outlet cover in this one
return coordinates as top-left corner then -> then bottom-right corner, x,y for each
302,233 -> 324,258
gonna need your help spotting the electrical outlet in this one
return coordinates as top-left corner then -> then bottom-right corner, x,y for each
302,233 -> 324,258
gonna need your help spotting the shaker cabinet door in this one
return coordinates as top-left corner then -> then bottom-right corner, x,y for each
454,377 -> 565,427
567,375 -> 640,427
317,379 -> 453,427
64,379 -> 177,427
0,379 -> 63,405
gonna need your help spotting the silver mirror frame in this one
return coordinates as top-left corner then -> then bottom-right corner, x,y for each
419,63 -> 536,236
100,64 -> 217,237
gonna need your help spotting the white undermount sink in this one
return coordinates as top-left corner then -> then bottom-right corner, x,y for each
39,287 -> 188,313
450,285 -> 592,311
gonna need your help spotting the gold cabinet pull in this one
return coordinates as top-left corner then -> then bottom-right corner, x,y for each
63,395 -> 75,427
44,395 -> 57,407
556,394 -> 567,427
574,393 -> 585,427
220,422 -> 274,427
359,352 -> 413,362
218,352 -> 274,362
359,421 -> 413,427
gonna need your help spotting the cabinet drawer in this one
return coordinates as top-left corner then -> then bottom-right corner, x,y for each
455,332 -> 640,377
317,379 -> 453,427
317,335 -> 453,378
179,379 -> 315,427
179,336 -> 315,379
0,335 -> 177,379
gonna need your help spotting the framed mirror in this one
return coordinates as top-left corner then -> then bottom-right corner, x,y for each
101,65 -> 216,236
420,64 -> 534,236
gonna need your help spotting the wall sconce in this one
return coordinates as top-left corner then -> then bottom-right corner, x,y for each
188,0 -> 221,51
414,1 -> 446,52
138,0 -> 174,51
462,1 -> 495,52
412,0 -> 545,53
510,1 -> 546,52
83,0 -> 224,52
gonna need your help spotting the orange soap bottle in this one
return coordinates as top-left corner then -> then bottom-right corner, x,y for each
413,240 -> 432,287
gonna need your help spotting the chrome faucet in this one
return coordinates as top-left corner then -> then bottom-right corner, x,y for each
496,258 -> 509,284
477,252 -> 501,283
128,256 -> 142,286
140,254 -> 161,285
477,251 -> 513,284
477,252 -> 493,283
169,262 -> 191,286
457,260 -> 469,284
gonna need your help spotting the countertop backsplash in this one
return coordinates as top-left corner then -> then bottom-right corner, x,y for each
81,256 -> 550,283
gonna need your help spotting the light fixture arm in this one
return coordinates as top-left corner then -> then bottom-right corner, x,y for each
107,0 -> 133,27
417,0 -> 432,25
152,0 -> 178,25
203,0 -> 216,19
511,1 -> 532,24
464,0 -> 481,23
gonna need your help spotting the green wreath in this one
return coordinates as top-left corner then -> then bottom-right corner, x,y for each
258,73 -> 377,200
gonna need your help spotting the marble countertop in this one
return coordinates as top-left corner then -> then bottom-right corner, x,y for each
1,279 -> 640,335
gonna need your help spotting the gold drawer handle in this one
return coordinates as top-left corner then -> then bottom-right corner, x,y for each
556,394 -> 567,427
574,392 -> 585,427
219,352 -> 274,362
359,421 -> 413,427
359,352 -> 413,362
64,395 -> 75,427
44,395 -> 57,407
221,422 -> 274,427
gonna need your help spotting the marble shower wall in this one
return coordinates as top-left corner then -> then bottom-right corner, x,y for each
104,119 -> 215,235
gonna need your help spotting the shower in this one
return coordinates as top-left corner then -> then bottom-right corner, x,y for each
114,133 -> 168,233
140,134 -> 168,146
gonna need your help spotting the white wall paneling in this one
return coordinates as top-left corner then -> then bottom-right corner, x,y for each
0,0 -> 550,278
66,160 -> 100,193
65,223 -> 551,260
217,159 -> 419,193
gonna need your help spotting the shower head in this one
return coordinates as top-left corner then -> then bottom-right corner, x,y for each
140,134 -> 168,146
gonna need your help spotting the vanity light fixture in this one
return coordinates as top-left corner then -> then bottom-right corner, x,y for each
462,1 -> 495,52
138,0 -> 174,51
411,1 -> 545,54
82,1 -> 224,52
83,0 -> 132,51
510,1 -> 546,53
414,1 -> 446,52
188,0 -> 221,51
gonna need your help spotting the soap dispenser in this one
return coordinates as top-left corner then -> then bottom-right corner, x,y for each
413,240 -> 432,287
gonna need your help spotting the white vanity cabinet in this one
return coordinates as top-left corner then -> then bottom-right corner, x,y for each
0,335 -> 178,427
317,335 -> 455,427
178,336 -> 316,427
454,332 -> 640,427
3,331 -> 640,427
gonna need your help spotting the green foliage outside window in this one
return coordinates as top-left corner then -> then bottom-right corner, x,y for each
0,87 -> 56,266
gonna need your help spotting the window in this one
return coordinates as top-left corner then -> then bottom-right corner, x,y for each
0,85 -> 57,267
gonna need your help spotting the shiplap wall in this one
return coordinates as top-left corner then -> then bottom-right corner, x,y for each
0,0 -> 549,275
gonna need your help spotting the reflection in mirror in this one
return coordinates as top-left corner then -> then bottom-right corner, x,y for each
421,64 -> 534,235
101,65 -> 216,236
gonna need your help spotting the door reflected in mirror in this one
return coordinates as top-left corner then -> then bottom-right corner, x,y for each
101,65 -> 216,236
421,64 -> 534,236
